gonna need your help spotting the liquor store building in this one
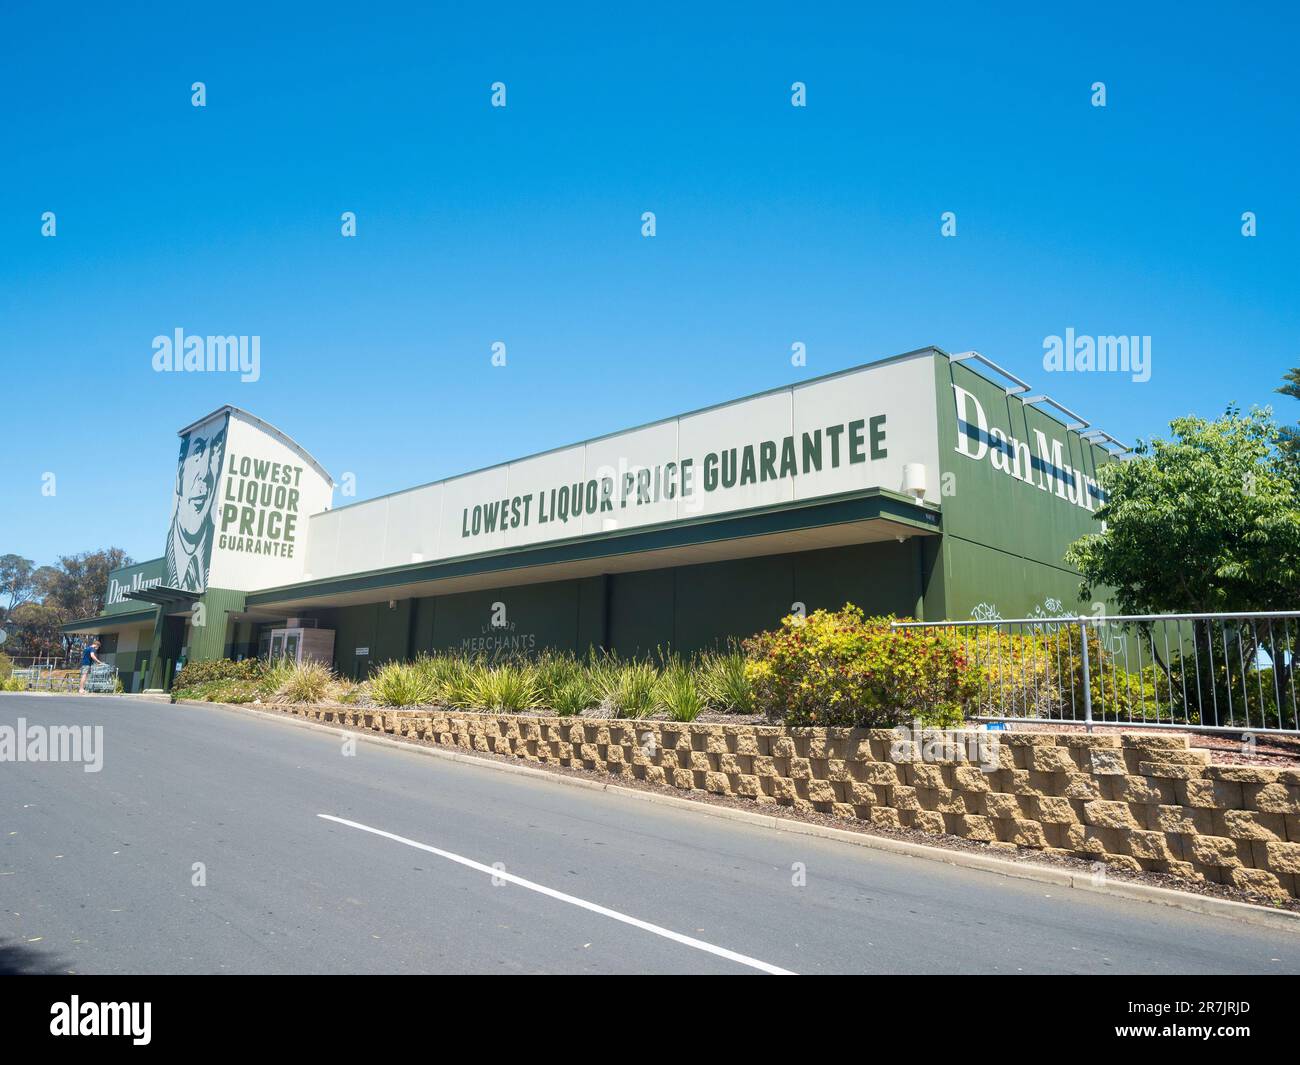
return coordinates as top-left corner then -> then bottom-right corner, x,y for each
63,348 -> 1121,691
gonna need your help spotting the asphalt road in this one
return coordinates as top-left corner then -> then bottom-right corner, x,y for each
2,692 -> 1298,975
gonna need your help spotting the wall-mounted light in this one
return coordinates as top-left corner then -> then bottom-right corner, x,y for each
902,463 -> 927,499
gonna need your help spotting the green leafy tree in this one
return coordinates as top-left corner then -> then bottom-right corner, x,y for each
1065,407 -> 1300,614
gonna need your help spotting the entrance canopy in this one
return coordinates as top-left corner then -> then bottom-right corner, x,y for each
122,586 -> 201,611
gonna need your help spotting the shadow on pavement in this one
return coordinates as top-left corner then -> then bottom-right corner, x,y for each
0,938 -> 66,974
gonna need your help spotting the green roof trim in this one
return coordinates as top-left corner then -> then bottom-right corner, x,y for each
61,607 -> 159,633
248,487 -> 941,608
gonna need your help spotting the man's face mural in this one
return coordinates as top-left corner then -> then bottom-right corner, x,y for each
174,417 -> 227,545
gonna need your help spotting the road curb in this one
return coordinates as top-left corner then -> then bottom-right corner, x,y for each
164,695 -> 1300,932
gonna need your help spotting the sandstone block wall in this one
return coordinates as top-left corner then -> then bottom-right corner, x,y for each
274,705 -> 1300,900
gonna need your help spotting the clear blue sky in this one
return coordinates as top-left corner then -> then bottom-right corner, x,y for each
2,1 -> 1297,569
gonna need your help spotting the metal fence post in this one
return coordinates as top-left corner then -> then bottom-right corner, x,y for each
1079,616 -> 1094,734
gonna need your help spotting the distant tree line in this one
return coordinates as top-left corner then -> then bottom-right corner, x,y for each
0,548 -> 132,661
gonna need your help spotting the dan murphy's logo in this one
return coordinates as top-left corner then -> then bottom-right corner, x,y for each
952,384 -> 1105,512
105,570 -> 163,607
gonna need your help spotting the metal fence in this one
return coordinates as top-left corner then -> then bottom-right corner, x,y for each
2,655 -> 69,671
5,661 -> 119,693
892,611 -> 1300,735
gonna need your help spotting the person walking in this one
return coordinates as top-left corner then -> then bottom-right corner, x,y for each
79,638 -> 103,694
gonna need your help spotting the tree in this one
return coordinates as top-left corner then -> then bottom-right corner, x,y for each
5,601 -> 64,660
0,547 -> 133,660
0,554 -> 39,626
1278,367 -> 1300,468
41,548 -> 132,632
1065,407 -> 1300,614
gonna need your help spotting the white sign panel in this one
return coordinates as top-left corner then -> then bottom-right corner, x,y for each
165,408 -> 334,593
306,352 -> 941,582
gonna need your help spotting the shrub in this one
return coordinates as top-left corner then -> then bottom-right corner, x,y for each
602,659 -> 659,719
372,661 -> 436,707
0,652 -> 13,679
470,662 -> 541,712
174,657 -> 264,690
581,653 -> 618,705
177,664 -> 356,707
274,661 -> 335,704
550,678 -> 596,716
442,658 -> 486,708
743,606 -> 976,728
695,646 -> 754,713
254,659 -> 296,699
532,651 -> 581,705
209,678 -> 257,703
336,680 -> 369,705
655,660 -> 705,721
410,653 -> 474,704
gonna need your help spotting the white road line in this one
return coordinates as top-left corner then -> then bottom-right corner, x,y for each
317,813 -> 796,975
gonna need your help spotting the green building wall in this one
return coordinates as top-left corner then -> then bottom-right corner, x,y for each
318,538 -> 928,675
930,355 -> 1113,619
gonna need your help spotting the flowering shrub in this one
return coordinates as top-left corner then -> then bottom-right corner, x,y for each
743,606 -> 977,728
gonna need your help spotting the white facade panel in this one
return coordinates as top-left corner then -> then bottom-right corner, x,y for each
503,445 -> 588,548
580,421 -> 681,536
203,410 -> 335,592
334,496 -> 390,577
791,355 -> 941,503
303,509 -> 341,581
677,390 -> 795,518
294,352 -> 939,583
381,484 -> 444,569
